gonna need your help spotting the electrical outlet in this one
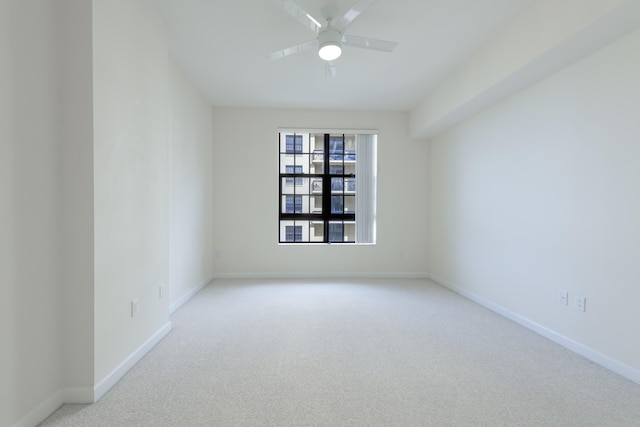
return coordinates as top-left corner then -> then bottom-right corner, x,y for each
559,290 -> 568,305
131,298 -> 139,317
575,295 -> 586,312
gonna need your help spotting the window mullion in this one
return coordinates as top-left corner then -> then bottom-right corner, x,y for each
322,133 -> 330,243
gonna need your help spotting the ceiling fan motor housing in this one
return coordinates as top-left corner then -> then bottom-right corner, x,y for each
318,28 -> 342,60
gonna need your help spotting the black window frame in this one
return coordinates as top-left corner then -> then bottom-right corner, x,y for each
279,132 -> 355,244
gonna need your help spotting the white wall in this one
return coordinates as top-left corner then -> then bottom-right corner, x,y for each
428,29 -> 640,379
0,2 -> 15,420
1,1 -> 64,425
59,0 -> 95,394
92,0 -> 215,390
410,0 -> 640,139
92,0 -> 171,385
3,1 -> 218,424
169,60 -> 215,309
211,108 -> 429,277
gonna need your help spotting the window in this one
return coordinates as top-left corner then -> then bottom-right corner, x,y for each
329,136 -> 343,160
345,178 -> 356,192
278,130 -> 376,244
331,195 -> 344,214
285,225 -> 303,242
328,222 -> 343,243
285,165 -> 303,185
285,134 -> 303,153
285,195 -> 302,213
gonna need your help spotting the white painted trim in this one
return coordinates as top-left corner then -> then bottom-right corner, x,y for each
11,386 -> 95,427
15,323 -> 173,426
278,127 -> 378,135
427,273 -> 640,386
11,389 -> 65,427
93,321 -> 173,401
212,272 -> 430,280
169,275 -> 214,314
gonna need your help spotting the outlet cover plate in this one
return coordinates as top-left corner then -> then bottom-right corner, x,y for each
559,290 -> 568,305
131,298 -> 139,317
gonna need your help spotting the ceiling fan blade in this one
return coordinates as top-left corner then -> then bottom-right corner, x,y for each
337,0 -> 377,30
269,39 -> 319,60
274,0 -> 322,34
341,34 -> 398,52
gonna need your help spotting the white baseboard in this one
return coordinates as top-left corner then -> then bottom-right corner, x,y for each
93,321 -> 173,401
11,387 -> 94,427
13,323 -> 172,427
11,389 -> 64,427
211,272 -> 431,280
169,275 -> 214,314
427,273 -> 640,386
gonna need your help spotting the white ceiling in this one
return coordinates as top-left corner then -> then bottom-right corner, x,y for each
153,0 -> 532,112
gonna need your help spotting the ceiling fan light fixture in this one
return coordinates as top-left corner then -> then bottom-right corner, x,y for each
318,28 -> 342,61
319,42 -> 342,61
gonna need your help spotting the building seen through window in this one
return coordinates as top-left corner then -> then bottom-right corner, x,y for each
279,130 -> 376,244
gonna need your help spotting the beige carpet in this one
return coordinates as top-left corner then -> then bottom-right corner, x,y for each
40,279 -> 640,426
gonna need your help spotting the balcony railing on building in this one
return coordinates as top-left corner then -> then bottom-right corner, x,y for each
311,178 -> 355,194
312,149 -> 356,163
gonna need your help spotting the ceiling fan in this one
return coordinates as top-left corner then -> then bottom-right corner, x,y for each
269,0 -> 398,67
